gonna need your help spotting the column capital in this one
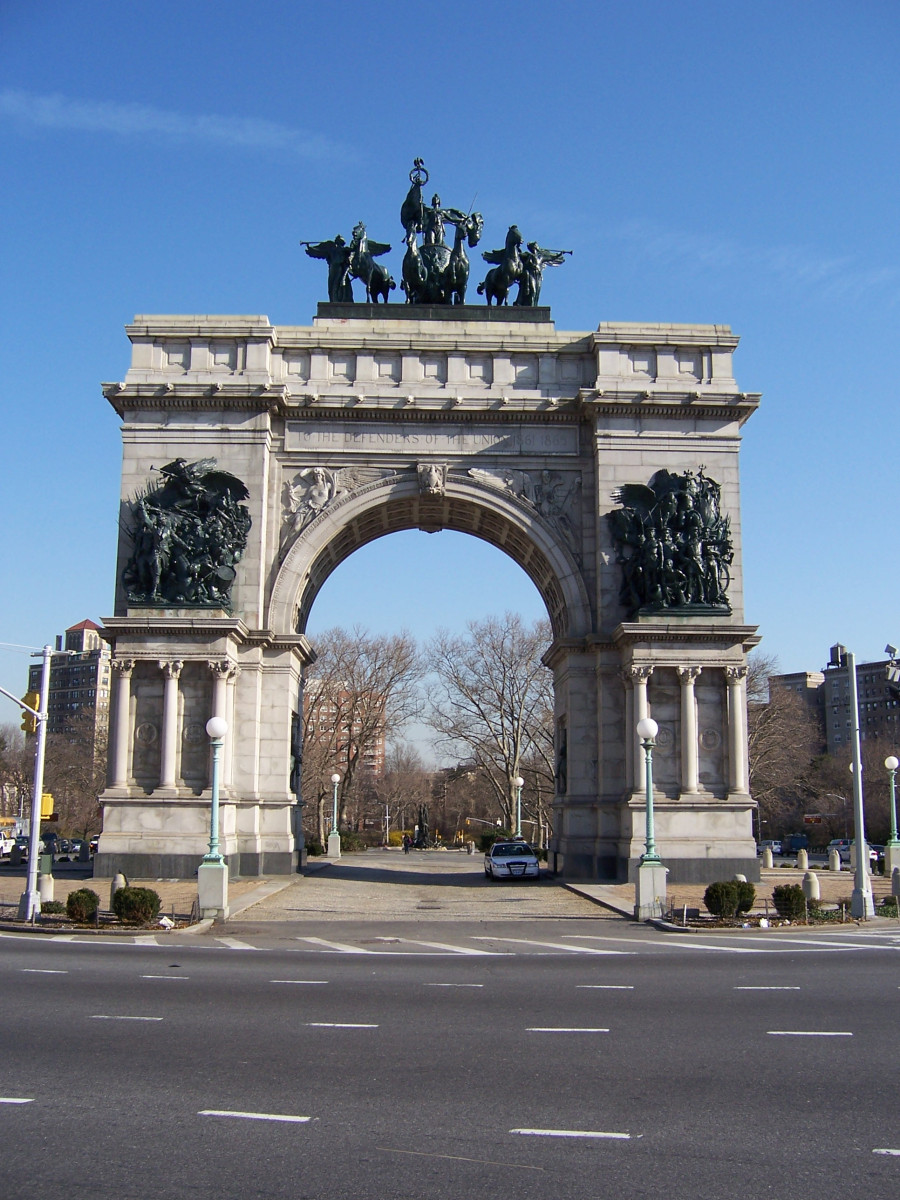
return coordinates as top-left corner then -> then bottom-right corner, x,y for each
677,665 -> 703,685
726,665 -> 748,683
628,665 -> 654,683
111,658 -> 136,676
208,659 -> 239,680
159,659 -> 184,679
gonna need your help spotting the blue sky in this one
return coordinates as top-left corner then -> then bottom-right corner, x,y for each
1,0 -> 899,720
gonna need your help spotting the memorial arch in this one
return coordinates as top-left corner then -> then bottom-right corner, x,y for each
98,304 -> 761,883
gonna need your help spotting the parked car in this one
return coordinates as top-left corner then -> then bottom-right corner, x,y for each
758,839 -> 782,856
0,831 -> 15,856
484,841 -> 541,881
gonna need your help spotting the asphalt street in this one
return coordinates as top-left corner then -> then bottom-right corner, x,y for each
2,857 -> 900,1199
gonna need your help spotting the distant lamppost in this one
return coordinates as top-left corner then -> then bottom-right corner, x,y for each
634,716 -> 667,920
885,756 -> 900,875
513,776 -> 524,838
327,773 -> 342,859
198,716 -> 229,919
843,649 -> 874,918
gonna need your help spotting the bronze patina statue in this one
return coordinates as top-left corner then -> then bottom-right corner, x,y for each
515,243 -> 571,306
122,458 -> 251,609
606,468 -> 733,615
300,237 -> 353,303
399,159 -> 484,305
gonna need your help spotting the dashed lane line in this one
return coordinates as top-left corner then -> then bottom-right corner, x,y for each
199,1110 -> 310,1124
90,1014 -> 164,1022
0,1098 -> 34,1105
511,1128 -> 634,1140
21,969 -> 68,974
767,1030 -> 852,1037
526,1027 -> 610,1033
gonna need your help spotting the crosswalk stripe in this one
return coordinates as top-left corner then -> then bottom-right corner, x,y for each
393,938 -> 496,955
473,937 -> 632,955
214,937 -> 260,951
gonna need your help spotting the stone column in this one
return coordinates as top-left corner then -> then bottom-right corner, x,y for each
677,666 -> 702,794
158,660 -> 183,790
208,661 -> 239,787
726,665 -> 749,794
109,659 -> 135,788
628,666 -> 653,791
620,669 -> 635,790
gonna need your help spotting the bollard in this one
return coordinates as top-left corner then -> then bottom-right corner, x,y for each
802,870 -> 820,902
733,874 -> 747,883
829,849 -> 841,872
892,866 -> 900,900
797,849 -> 809,870
110,872 -> 128,909
762,848 -> 773,869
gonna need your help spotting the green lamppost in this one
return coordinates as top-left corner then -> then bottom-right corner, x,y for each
198,716 -> 229,919
634,716 -> 667,920
327,772 -> 342,858
885,755 -> 900,876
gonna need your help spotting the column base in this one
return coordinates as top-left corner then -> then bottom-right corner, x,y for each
198,860 -> 229,919
634,861 -> 668,921
326,831 -> 342,859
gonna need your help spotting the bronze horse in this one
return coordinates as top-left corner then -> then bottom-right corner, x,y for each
349,222 -> 396,304
444,211 -> 484,305
477,225 -> 523,306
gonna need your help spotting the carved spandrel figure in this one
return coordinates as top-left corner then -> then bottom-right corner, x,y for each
606,468 -> 732,615
300,236 -> 354,303
515,243 -> 572,306
122,458 -> 251,610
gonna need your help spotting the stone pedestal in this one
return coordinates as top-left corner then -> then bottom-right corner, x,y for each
884,842 -> 900,878
326,831 -> 342,859
802,871 -> 820,902
634,861 -> 668,921
198,860 -> 229,919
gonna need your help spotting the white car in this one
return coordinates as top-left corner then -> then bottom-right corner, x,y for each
484,841 -> 541,881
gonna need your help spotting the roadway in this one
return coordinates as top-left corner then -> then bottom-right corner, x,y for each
1,854 -> 899,1199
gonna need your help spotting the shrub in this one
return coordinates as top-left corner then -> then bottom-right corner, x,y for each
703,880 -> 740,918
735,880 -> 756,914
305,840 -> 324,856
772,883 -> 806,919
337,830 -> 367,853
40,900 -> 66,915
112,886 -> 161,925
477,830 -> 510,852
67,888 -> 100,923
388,830 -> 405,847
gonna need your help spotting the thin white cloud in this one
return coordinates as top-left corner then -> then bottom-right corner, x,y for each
616,219 -> 897,306
0,88 -> 347,161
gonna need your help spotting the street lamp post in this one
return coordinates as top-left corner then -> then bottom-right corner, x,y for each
844,650 -> 874,918
513,776 -> 524,838
634,716 -> 667,920
198,716 -> 229,919
18,645 -> 52,921
327,773 -> 342,858
885,755 -> 900,876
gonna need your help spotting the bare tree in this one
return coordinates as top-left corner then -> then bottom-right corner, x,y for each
746,650 -> 823,838
0,723 -> 34,822
43,709 -> 107,839
373,743 -> 433,838
301,626 -> 424,845
424,614 -> 553,831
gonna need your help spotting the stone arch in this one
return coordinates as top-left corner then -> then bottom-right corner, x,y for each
268,472 -> 592,641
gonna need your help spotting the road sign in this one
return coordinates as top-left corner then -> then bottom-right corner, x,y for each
803,814 -> 823,825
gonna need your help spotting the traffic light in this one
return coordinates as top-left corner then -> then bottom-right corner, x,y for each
40,792 -> 54,819
20,691 -> 40,735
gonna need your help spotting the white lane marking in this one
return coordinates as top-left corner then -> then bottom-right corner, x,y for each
562,934 -> 765,955
90,1015 -> 164,1022
141,975 -> 188,980
873,1148 -> 900,1156
473,937 -> 631,956
296,937 -> 377,954
22,969 -> 68,974
394,938 -> 496,955
511,1128 -> 633,1139
577,984 -> 633,990
425,983 -> 484,988
270,980 -> 329,985
0,1098 -> 34,1105
735,986 -> 801,990
199,1109 -> 310,1124
767,1030 -> 852,1037
214,937 -> 260,951
304,1022 -> 378,1029
526,1027 -> 610,1033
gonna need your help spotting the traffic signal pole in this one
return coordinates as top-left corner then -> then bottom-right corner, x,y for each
7,646 -> 52,921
